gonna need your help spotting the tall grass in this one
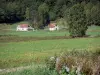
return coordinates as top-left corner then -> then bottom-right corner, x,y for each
44,48 -> 100,75
1,48 -> 100,75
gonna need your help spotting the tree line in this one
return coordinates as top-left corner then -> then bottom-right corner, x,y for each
0,0 -> 100,36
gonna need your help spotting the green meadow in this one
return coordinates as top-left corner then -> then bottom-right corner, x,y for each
0,24 -> 100,75
0,37 -> 100,68
0,30 -> 69,37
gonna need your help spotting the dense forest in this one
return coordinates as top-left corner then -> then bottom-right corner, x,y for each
0,0 -> 100,28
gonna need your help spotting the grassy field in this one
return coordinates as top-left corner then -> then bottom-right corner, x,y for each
0,31 -> 69,37
0,23 -> 100,75
0,37 -> 100,69
87,25 -> 100,36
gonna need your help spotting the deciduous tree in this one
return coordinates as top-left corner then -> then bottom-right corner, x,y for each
66,4 -> 87,37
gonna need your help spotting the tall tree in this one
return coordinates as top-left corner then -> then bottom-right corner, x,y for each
25,7 -> 30,21
38,3 -> 49,28
66,4 -> 87,37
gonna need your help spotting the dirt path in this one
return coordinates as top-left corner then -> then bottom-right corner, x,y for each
0,66 -> 31,74
0,64 -> 44,74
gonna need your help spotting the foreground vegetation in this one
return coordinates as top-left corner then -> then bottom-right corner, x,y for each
1,48 -> 100,75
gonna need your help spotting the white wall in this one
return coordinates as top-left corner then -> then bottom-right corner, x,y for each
49,26 -> 59,31
16,27 -> 28,31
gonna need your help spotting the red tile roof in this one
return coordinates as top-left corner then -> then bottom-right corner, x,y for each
49,23 -> 56,28
20,24 -> 28,28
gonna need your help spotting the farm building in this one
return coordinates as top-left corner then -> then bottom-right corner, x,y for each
16,24 -> 34,31
49,23 -> 59,31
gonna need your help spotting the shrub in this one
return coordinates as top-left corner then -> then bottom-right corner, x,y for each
47,48 -> 100,75
45,57 -> 56,70
65,4 -> 88,37
56,18 -> 69,30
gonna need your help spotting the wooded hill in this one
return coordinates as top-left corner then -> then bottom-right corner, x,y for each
0,0 -> 100,28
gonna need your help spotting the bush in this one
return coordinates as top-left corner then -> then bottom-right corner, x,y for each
45,57 -> 56,70
65,4 -> 88,37
56,18 -> 68,30
44,48 -> 100,75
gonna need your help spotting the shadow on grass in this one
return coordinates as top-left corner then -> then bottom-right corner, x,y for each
0,34 -> 99,43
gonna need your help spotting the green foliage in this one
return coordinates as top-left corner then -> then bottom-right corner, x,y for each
84,2 -> 100,26
56,18 -> 68,30
25,8 -> 30,21
49,11 -> 56,21
84,2 -> 93,25
38,3 -> 49,16
0,8 -> 5,22
91,4 -> 100,25
45,57 -> 56,70
53,0 -> 67,17
38,3 -> 49,28
66,4 -> 87,37
2,67 -> 58,75
1,0 -> 100,28
1,2 -> 18,22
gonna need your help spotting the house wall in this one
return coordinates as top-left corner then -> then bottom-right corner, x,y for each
49,28 -> 56,31
49,26 -> 59,31
16,27 -> 28,31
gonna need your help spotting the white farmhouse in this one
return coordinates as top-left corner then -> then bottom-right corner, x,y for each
16,24 -> 34,31
49,23 -> 59,31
